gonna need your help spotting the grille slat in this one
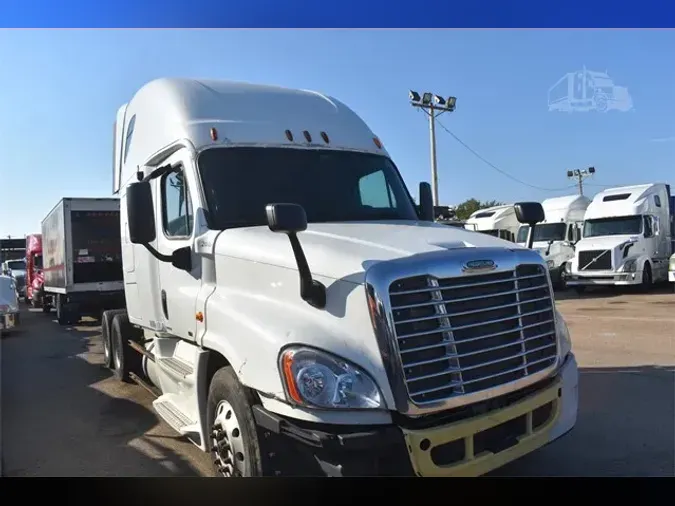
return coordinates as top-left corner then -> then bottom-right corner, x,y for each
392,283 -> 549,310
578,250 -> 612,271
389,264 -> 558,405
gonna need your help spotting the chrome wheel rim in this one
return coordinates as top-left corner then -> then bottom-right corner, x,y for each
211,399 -> 246,477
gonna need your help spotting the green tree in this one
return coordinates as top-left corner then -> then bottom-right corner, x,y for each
454,198 -> 504,221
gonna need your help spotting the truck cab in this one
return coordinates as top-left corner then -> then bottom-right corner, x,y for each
104,78 -> 578,477
516,195 -> 590,289
464,205 -> 519,242
25,234 -> 45,308
1,258 -> 26,301
567,184 -> 673,292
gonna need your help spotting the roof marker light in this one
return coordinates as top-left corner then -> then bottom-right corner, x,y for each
303,130 -> 312,143
210,128 -> 218,141
320,131 -> 329,144
373,137 -> 383,149
285,130 -> 294,141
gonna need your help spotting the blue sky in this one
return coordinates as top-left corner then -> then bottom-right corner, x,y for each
0,30 -> 673,238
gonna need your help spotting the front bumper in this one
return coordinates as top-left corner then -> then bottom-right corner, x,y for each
254,354 -> 578,477
567,271 -> 641,286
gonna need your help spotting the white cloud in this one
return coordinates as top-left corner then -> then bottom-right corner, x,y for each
650,136 -> 675,143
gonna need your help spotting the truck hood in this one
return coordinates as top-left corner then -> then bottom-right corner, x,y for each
214,220 -> 524,283
576,235 -> 638,251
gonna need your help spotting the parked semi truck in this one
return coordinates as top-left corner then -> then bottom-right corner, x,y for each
567,183 -> 674,292
41,198 -> 125,324
516,195 -> 590,289
102,78 -> 578,477
25,234 -> 46,308
464,204 -> 519,242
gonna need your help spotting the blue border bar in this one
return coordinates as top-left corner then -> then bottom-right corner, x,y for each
1,0 -> 672,27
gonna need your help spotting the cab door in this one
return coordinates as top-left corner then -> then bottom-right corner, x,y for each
155,150 -> 202,342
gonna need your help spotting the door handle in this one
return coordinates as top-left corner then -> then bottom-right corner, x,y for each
161,289 -> 168,319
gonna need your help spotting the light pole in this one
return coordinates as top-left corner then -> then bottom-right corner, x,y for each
566,167 -> 596,196
409,90 -> 457,207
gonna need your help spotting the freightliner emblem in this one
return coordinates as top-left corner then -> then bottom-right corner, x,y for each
462,259 -> 497,272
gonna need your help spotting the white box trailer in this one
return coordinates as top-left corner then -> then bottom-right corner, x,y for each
41,197 -> 125,324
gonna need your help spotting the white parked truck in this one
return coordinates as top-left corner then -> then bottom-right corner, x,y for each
41,198 -> 126,324
464,205 -> 519,242
516,195 -> 590,289
103,78 -> 578,477
567,183 -> 675,292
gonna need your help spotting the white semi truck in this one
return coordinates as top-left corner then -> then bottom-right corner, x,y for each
567,183 -> 675,292
516,195 -> 590,289
464,204 -> 519,242
103,78 -> 578,477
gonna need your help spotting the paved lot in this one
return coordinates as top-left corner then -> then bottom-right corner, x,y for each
2,285 -> 674,477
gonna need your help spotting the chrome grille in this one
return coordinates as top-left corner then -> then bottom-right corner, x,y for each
388,264 -> 557,405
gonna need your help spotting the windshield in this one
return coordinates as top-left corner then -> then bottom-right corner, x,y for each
33,254 -> 43,270
198,148 -> 419,229
517,223 -> 567,243
7,260 -> 25,271
583,216 -> 642,238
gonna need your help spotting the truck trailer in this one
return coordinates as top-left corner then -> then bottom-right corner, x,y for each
41,198 -> 125,324
567,183 -> 674,292
102,78 -> 578,477
516,194 -> 590,289
25,233 -> 46,308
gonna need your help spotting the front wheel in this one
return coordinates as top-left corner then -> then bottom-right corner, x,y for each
207,366 -> 265,477
640,263 -> 653,293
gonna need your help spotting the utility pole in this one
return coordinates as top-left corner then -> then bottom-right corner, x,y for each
567,167 -> 596,196
409,90 -> 457,207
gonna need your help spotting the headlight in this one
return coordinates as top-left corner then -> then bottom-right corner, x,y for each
279,346 -> 384,410
623,259 -> 637,273
554,309 -> 572,360
564,262 -> 572,273
669,257 -> 675,271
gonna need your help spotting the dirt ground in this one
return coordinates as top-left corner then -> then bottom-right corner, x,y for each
2,285 -> 674,477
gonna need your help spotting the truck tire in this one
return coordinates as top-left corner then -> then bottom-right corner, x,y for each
111,312 -> 143,383
207,366 -> 264,477
640,263 -> 653,293
101,309 -> 126,370
56,295 -> 69,325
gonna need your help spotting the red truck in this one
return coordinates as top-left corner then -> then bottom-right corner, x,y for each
25,234 -> 47,309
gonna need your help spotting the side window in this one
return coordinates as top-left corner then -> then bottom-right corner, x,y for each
654,195 -> 661,208
123,115 -> 136,164
162,167 -> 194,238
643,215 -> 653,238
358,170 -> 397,208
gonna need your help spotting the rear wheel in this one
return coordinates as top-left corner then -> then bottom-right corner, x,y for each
111,312 -> 143,383
101,309 -> 126,369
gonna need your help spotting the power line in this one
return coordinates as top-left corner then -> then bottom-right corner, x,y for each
434,117 -> 578,193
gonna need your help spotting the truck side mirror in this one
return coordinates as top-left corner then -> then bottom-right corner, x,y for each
418,182 -> 434,222
514,202 -> 545,250
266,203 -> 326,309
266,203 -> 307,233
127,181 -> 156,244
514,202 -> 545,225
